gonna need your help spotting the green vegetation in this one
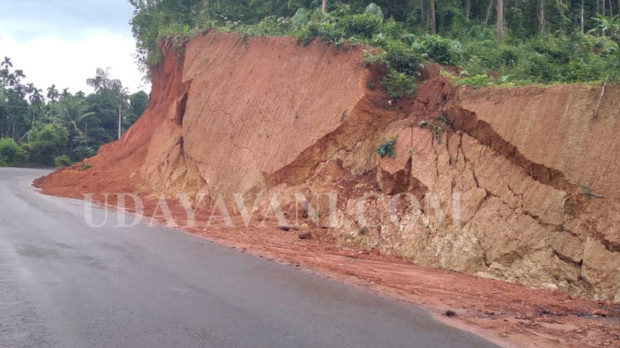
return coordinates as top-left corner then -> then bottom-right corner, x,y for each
0,137 -> 20,166
376,135 -> 398,158
79,162 -> 92,171
579,184 -> 604,199
419,119 -> 444,144
454,74 -> 494,88
0,59 -> 149,167
53,155 -> 72,167
130,0 -> 619,96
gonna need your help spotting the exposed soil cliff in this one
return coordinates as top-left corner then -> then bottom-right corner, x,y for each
36,31 -> 619,305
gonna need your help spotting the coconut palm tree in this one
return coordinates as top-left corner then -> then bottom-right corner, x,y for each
51,96 -> 97,151
87,68 -> 122,92
47,85 -> 59,102
1,57 -> 12,69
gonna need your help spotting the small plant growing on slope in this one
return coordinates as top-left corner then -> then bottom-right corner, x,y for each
376,136 -> 398,158
381,70 -> 416,99
580,184 -> 604,199
435,114 -> 455,130
79,162 -> 92,171
419,120 -> 444,144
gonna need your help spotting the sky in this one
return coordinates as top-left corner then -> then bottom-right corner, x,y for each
0,0 -> 149,95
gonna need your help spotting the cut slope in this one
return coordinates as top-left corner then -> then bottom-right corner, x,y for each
35,31 -> 619,302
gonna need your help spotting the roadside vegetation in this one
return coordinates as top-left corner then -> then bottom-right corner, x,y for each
0,62 -> 148,167
129,0 -> 619,98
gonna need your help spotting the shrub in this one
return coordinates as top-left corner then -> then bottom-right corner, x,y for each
15,145 -> 29,165
381,70 -> 416,99
290,8 -> 310,29
382,40 -> 421,76
455,74 -> 493,89
28,123 -> 69,166
340,13 -> 382,38
72,146 -> 97,162
0,138 -> 20,165
53,155 -> 72,167
364,3 -> 384,19
412,35 -> 462,65
79,162 -> 92,171
239,16 -> 290,38
381,18 -> 404,40
362,49 -> 386,65
578,34 -> 618,56
296,15 -> 346,46
419,120 -> 444,144
376,136 -> 398,158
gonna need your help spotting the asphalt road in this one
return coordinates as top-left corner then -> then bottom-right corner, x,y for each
0,167 -> 496,348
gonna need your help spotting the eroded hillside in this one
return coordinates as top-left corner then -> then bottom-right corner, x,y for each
35,31 -> 619,303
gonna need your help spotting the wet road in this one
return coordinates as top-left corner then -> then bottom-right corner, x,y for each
0,168 -> 496,347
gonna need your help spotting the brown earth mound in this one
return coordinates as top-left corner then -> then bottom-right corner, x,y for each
36,31 -> 619,346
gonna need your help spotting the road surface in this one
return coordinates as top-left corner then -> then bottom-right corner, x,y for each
0,168 -> 496,347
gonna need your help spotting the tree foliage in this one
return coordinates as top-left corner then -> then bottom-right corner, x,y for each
0,59 -> 149,167
129,0 -> 619,95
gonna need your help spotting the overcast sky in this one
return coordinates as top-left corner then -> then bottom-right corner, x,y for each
0,0 -> 149,95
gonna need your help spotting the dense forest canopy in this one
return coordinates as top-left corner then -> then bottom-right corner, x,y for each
0,61 -> 148,167
129,0 -> 619,95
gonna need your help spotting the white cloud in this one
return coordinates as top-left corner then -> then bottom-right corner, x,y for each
0,30 -> 150,95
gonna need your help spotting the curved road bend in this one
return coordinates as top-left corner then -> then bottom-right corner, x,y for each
0,168 -> 497,347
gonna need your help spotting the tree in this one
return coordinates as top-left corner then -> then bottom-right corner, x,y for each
538,0 -> 545,33
51,96 -> 96,151
86,68 -> 128,139
430,0 -> 436,34
1,57 -> 12,69
322,0 -> 327,14
28,122 -> 69,166
125,91 -> 149,129
130,91 -> 149,117
497,0 -> 504,41
0,56 -> 147,166
86,68 -> 122,92
47,85 -> 59,102
114,86 -> 129,139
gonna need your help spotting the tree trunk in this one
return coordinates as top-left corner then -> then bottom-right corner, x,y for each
538,0 -> 545,33
581,0 -> 585,34
465,0 -> 471,20
609,0 -> 614,16
485,0 -> 494,26
430,0 -> 436,34
496,0 -> 503,41
321,0 -> 327,14
420,0 -> 426,26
